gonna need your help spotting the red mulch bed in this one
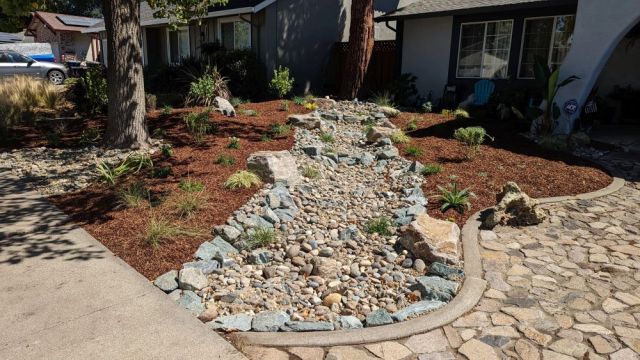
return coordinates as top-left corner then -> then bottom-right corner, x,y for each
47,100 -> 305,279
392,112 -> 612,225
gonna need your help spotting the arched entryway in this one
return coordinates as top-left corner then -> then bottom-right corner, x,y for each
553,0 -> 640,136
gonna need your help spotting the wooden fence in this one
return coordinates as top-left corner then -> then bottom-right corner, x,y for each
326,40 -> 397,97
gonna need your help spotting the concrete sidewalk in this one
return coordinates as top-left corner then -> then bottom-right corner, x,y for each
0,171 -> 247,360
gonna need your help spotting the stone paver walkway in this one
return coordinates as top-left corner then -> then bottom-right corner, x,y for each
240,154 -> 640,359
0,171 -> 247,360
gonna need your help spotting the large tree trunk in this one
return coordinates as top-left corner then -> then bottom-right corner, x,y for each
339,0 -> 375,100
102,0 -> 150,149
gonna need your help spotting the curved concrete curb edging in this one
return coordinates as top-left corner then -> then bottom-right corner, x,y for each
234,175 -> 625,347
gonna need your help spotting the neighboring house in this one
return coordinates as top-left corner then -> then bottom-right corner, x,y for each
378,0 -> 640,134
26,11 -> 102,62
0,32 -> 24,44
84,0 -> 417,93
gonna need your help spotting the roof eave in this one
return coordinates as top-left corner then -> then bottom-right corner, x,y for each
376,0 -> 577,22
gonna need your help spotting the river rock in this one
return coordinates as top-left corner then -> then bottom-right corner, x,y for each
365,309 -> 393,327
210,314 -> 253,332
410,276 -> 460,302
154,270 -> 178,292
178,267 -> 208,291
399,214 -> 461,264
391,300 -> 446,321
176,290 -> 204,315
252,311 -> 290,332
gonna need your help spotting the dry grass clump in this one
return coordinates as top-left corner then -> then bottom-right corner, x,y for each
0,76 -> 62,130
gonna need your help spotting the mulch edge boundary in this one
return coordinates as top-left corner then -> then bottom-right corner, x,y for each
233,175 -> 625,347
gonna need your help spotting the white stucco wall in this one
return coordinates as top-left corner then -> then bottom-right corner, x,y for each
595,38 -> 640,97
401,16 -> 453,103
554,0 -> 640,133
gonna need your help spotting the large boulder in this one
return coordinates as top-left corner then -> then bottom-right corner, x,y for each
366,126 -> 395,143
214,97 -> 236,117
287,113 -> 322,130
247,150 -> 300,186
399,214 -> 461,265
482,182 -> 546,229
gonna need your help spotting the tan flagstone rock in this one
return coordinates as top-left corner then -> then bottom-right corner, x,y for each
610,348 -> 640,360
520,325 -> 552,346
614,326 -> 640,340
541,350 -> 575,360
288,347 -> 324,360
364,342 -> 413,360
452,311 -> 490,328
589,335 -> 621,354
602,298 -> 628,314
442,325 -> 462,349
548,338 -> 589,358
515,339 -> 540,360
614,291 -> 640,306
404,329 -> 449,354
573,323 -> 613,335
325,346 -> 377,360
458,339 -> 499,360
243,346 -> 290,360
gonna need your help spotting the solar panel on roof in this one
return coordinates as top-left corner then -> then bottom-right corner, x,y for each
56,15 -> 101,27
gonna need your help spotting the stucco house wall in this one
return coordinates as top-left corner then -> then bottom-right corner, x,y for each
401,16 -> 453,103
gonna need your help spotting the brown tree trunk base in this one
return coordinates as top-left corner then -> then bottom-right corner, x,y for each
339,0 -> 375,100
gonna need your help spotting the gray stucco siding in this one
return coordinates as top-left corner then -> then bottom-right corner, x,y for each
401,16 -> 453,103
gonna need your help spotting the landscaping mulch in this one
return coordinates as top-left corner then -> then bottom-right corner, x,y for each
50,100 -> 304,279
392,112 -> 612,225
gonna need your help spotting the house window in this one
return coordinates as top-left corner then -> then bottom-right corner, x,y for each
457,20 -> 513,79
219,18 -> 251,50
169,27 -> 190,63
519,15 -> 575,78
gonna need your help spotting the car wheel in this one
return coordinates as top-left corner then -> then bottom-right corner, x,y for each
48,70 -> 65,85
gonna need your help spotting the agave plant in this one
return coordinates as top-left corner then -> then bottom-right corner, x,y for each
437,183 -> 474,214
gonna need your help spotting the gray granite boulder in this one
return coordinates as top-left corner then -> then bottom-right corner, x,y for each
365,309 -> 393,327
176,290 -> 204,315
153,270 -> 178,292
209,314 -> 253,332
281,321 -> 335,332
339,316 -> 363,329
252,311 -> 290,332
248,150 -> 300,186
391,300 -> 446,321
178,267 -> 208,291
410,276 -> 460,302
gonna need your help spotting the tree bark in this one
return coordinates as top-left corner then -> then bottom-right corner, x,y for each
102,0 -> 150,149
339,0 -> 375,100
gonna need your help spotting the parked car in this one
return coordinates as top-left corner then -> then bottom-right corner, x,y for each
0,49 -> 68,85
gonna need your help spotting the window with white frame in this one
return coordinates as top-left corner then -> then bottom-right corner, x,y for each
168,27 -> 190,63
457,20 -> 513,79
518,15 -> 575,78
219,18 -> 251,50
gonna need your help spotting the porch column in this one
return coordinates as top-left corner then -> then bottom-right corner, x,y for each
553,0 -> 640,134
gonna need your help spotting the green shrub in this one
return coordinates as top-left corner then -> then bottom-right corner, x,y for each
215,154 -> 236,166
279,100 -> 290,112
184,110 -> 212,143
161,144 -> 173,158
406,119 -> 418,132
119,182 -> 149,208
246,227 -> 277,248
405,145 -> 423,157
438,183 -> 473,214
227,136 -> 240,149
453,126 -> 491,159
260,133 -> 272,142
172,191 -> 207,218
186,67 -> 230,107
453,108 -> 470,119
301,165 -> 320,179
161,105 -> 173,115
270,123 -> 291,138
269,66 -> 294,99
365,217 -> 393,236
242,109 -> 258,116
292,96 -> 306,106
421,163 -> 443,176
79,127 -> 101,145
390,131 -> 410,144
320,133 -> 335,143
229,97 -> 247,107
72,67 -> 108,114
96,162 -> 117,185
179,178 -> 205,192
151,166 -> 172,178
224,171 -> 261,189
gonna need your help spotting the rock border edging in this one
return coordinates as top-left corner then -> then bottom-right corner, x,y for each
233,175 -> 625,347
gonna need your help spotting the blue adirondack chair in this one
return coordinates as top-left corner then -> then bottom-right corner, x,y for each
473,80 -> 496,106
